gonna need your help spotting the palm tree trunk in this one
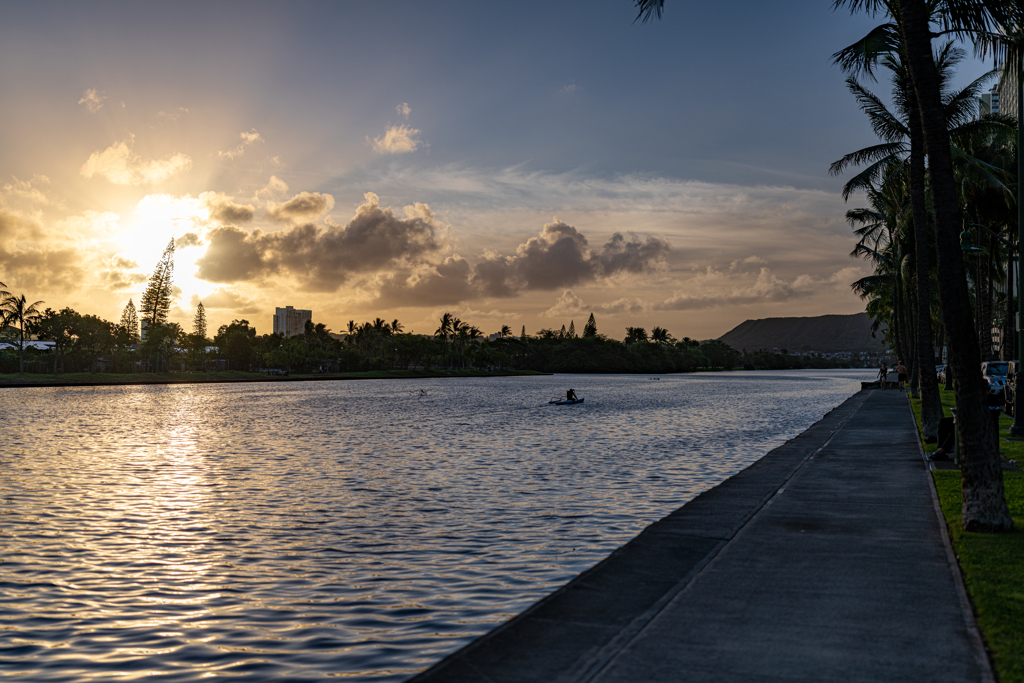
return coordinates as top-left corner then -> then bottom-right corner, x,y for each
906,86 -> 941,435
898,0 -> 1011,530
979,246 -> 993,361
1002,245 -> 1014,361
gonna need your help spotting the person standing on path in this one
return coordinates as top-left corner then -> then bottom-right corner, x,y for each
877,361 -> 888,389
895,360 -> 908,391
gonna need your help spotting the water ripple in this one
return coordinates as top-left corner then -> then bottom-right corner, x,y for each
0,370 -> 870,680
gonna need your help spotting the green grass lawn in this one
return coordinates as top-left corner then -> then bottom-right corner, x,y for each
910,389 -> 1024,682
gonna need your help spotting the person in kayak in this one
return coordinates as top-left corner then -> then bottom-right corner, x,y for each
566,388 -> 577,401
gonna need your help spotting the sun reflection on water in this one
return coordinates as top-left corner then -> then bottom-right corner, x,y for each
0,371 -> 871,681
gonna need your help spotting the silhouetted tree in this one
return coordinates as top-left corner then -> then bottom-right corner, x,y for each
140,239 -> 175,327
1,293 -> 44,373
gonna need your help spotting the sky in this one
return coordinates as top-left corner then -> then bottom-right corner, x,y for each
0,1 -> 996,340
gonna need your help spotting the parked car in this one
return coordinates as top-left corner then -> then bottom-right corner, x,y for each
1006,360 -> 1019,416
982,360 -> 1009,400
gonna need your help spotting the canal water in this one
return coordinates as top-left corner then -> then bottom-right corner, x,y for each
1,369 -> 871,681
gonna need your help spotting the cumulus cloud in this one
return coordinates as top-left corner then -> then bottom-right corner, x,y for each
396,102 -> 411,119
544,289 -> 585,317
218,128 -> 264,159
255,175 -> 288,201
80,137 -> 192,185
98,267 -> 148,291
376,217 -> 668,307
190,288 -> 259,314
267,191 -> 334,223
543,289 -> 650,318
376,256 -> 476,307
196,192 -> 446,290
78,88 -> 106,113
201,191 -> 255,223
371,124 -> 423,154
0,209 -> 87,291
472,218 -> 668,296
176,232 -> 203,248
560,84 -> 580,94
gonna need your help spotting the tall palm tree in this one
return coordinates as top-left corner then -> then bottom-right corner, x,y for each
831,42 -> 1004,439
1,293 -> 45,373
832,0 -> 1014,530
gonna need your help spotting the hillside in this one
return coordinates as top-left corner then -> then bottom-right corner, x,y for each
717,313 -> 884,354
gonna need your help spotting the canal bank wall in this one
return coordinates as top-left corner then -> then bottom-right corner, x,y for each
411,389 -> 991,683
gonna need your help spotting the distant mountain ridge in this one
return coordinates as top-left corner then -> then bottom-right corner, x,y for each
717,313 -> 884,354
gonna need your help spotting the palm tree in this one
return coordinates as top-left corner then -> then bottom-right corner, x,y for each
500,324 -> 512,339
831,42 -> 1003,439
651,326 -> 673,344
390,319 -> 404,334
624,326 -> 649,344
831,0 -> 1014,529
1,293 -> 45,373
436,313 -> 454,366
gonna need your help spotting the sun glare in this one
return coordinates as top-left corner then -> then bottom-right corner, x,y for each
117,194 -> 211,306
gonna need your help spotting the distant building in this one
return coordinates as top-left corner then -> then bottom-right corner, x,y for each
140,319 -> 150,342
998,64 -> 1016,120
273,306 -> 312,338
980,84 -> 1000,116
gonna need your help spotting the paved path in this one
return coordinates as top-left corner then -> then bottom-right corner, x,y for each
411,390 -> 992,683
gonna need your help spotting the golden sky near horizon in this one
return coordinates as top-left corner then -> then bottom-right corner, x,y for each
1,1 -> 963,341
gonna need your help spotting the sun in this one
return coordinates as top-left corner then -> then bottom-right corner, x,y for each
115,193 -> 217,307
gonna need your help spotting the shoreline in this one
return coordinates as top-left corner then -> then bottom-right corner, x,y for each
411,389 -> 991,682
0,369 -> 550,389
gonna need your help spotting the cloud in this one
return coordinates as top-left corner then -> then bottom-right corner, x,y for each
370,124 -> 423,154
376,217 -> 668,306
196,192 -> 446,290
78,88 -> 106,113
396,102 -> 411,119
80,137 -> 192,185
201,191 -> 255,223
472,218 -> 667,296
157,107 -> 189,121
98,267 -> 148,291
560,84 -> 580,94
597,232 -> 670,275
543,289 -> 650,318
255,175 -> 288,201
176,232 -> 203,248
0,210 -> 87,291
218,128 -> 264,159
190,288 -> 259,314
544,289 -> 585,317
3,176 -> 50,205
267,191 -> 334,223
656,266 -> 816,311
376,256 -> 476,307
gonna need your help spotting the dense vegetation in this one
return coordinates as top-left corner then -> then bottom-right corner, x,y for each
1,300 -> 856,376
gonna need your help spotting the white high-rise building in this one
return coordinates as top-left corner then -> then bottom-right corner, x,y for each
273,306 -> 312,338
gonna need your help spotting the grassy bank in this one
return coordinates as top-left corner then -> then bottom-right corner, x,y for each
909,390 -> 1024,682
0,368 -> 547,388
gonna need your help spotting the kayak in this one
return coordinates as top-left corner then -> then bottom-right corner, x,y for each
549,398 -> 584,405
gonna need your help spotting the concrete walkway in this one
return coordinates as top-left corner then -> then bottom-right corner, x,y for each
411,390 -> 992,683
